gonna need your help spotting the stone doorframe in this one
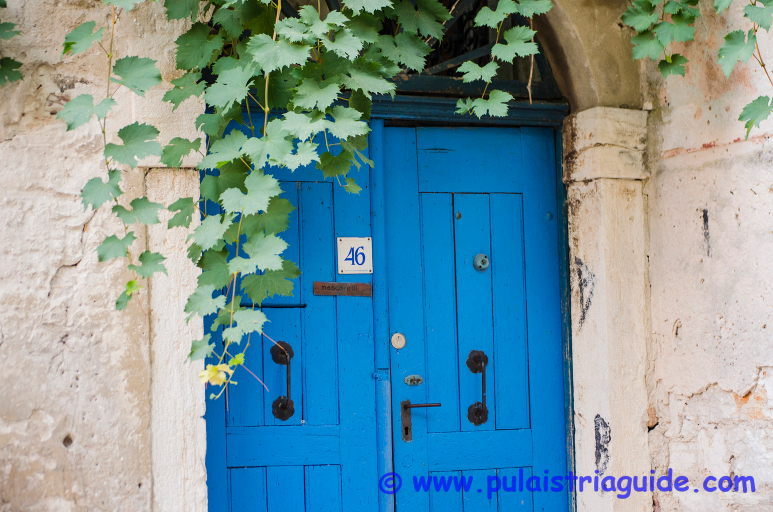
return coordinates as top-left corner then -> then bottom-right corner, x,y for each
142,105 -> 653,512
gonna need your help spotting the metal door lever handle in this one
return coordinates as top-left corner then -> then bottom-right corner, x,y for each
270,341 -> 295,420
466,350 -> 489,425
401,400 -> 442,442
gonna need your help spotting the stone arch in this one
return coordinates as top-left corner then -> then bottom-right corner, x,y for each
537,0 -> 642,110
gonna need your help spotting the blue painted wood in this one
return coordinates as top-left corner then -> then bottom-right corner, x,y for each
369,119 -> 395,512
208,108 -> 569,512
305,466 -> 342,512
420,193 -> 460,434
490,194 -> 530,430
371,96 -> 568,127
453,193 -> 496,433
385,126 -> 568,511
230,467 -> 267,512
462,469 -> 497,512
429,471 -> 463,511
209,121 -> 378,511
266,466 -> 305,512
497,467 -> 534,511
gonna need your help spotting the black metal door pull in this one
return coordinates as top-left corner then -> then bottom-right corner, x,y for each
270,341 -> 295,420
466,350 -> 489,426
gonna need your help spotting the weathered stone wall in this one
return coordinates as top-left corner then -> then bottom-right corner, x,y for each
0,0 -> 770,511
643,4 -> 773,510
0,2 -> 203,511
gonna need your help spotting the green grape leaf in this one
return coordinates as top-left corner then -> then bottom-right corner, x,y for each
229,232 -> 288,275
658,53 -> 688,77
104,122 -> 161,167
323,29 -> 364,60
188,334 -> 214,361
175,23 -> 224,70
344,64 -> 395,95
328,105 -> 370,139
57,94 -> 116,130
654,15 -> 695,45
516,0 -> 553,17
63,21 -> 103,54
343,0 -> 392,14
456,89 -> 513,117
110,57 -> 161,96
104,0 -> 144,10
222,309 -> 268,343
197,248 -> 231,288
276,17 -> 310,43
458,61 -> 499,83
82,169 -> 122,209
281,111 -> 329,140
204,65 -> 255,110
297,5 -> 349,38
192,213 -> 234,251
242,120 -> 294,167
163,72 -> 205,110
129,250 -> 167,278
285,140 -> 320,170
244,197 -> 295,234
98,232 -> 137,261
631,30 -> 665,60
221,171 -> 282,215
242,260 -> 301,304
161,137 -> 201,167
491,26 -> 538,62
198,130 -> 248,169
622,0 -> 659,31
185,285 -> 226,319
474,0 -> 518,28
738,95 -> 772,137
247,34 -> 311,73
744,0 -> 773,30
378,33 -> 430,71
316,150 -> 354,177
348,89 -> 372,119
168,197 -> 196,228
395,0 -> 450,39
0,22 -> 19,40
344,177 -> 362,194
201,163 -> 247,202
164,0 -> 199,20
116,280 -> 141,310
113,196 -> 164,224
228,352 -> 245,366
718,30 -> 756,76
0,57 -> 22,85
293,78 -> 341,110
714,0 -> 732,13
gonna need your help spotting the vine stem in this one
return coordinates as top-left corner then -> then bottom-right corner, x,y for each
263,0 -> 282,134
527,18 -> 535,104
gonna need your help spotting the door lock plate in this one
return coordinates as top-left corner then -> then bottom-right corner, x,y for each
391,332 -> 406,349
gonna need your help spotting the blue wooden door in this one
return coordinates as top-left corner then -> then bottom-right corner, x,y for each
206,162 -> 380,511
383,127 -> 568,511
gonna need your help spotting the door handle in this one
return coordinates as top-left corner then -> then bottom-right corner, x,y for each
270,341 -> 295,420
401,400 -> 441,442
466,350 -> 489,425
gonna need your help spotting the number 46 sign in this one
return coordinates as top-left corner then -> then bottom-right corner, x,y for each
337,237 -> 373,275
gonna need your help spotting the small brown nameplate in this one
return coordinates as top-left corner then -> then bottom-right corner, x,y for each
313,282 -> 372,297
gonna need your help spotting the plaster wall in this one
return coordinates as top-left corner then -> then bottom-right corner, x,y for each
0,2 -> 204,511
0,1 -> 770,512
643,4 -> 773,509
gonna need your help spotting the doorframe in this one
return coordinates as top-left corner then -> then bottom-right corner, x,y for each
151,100 -> 653,512
368,95 -> 575,512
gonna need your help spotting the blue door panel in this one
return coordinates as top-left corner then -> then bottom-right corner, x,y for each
385,126 -> 568,512
207,121 -> 567,512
